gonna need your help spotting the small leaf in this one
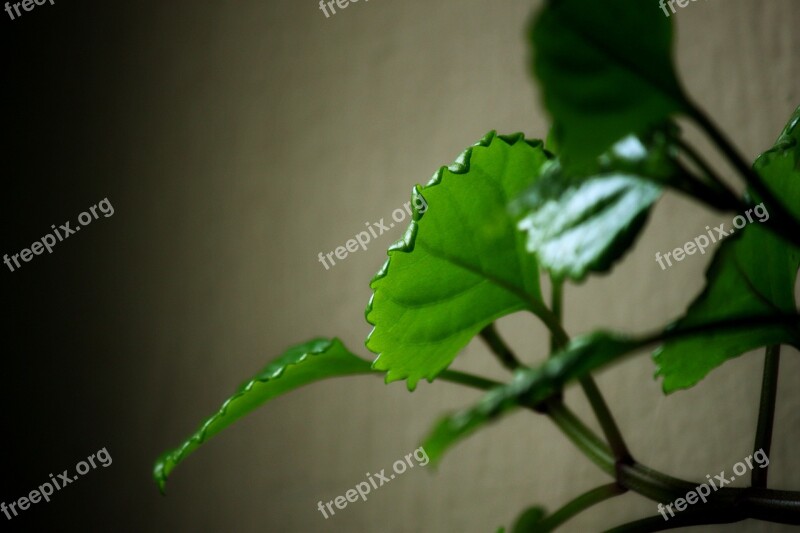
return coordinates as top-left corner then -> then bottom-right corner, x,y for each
653,227 -> 800,392
423,332 -> 643,464
154,338 -> 372,492
757,106 -> 800,219
516,134 -> 670,280
530,0 -> 687,169
654,107 -> 800,392
366,132 -> 548,390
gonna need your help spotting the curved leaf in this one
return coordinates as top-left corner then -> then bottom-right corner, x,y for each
154,338 -> 371,492
518,172 -> 660,281
366,132 -> 548,390
516,134 -> 672,280
654,107 -> 800,392
531,0 -> 687,169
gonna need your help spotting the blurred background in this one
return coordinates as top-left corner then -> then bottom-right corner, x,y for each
2,0 -> 799,531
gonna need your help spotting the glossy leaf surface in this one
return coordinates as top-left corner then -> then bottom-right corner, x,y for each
516,134 -> 670,280
366,132 -> 548,390
154,338 -> 371,492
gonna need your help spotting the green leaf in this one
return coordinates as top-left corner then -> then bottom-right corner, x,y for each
530,0 -> 687,169
154,338 -> 372,492
653,227 -> 800,392
757,106 -> 800,219
366,132 -> 548,390
516,134 -> 669,280
423,332 -> 643,463
654,107 -> 800,392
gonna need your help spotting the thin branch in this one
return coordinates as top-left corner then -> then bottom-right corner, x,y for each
546,401 -> 694,501
687,102 -> 800,249
537,483 -> 626,532
545,400 -> 617,477
603,508 -> 744,533
435,368 -> 800,524
437,370 -> 501,391
535,303 -> 571,349
479,323 -> 522,371
418,324 -> 800,523
550,277 -> 564,354
653,312 -> 800,346
673,135 -> 742,205
752,345 -> 781,488
549,274 -> 632,462
579,377 -> 632,463
614,462 -> 698,505
671,160 -> 743,213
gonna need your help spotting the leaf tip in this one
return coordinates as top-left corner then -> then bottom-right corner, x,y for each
411,185 -> 428,222
448,148 -> 474,174
476,130 -> 498,147
387,221 -> 418,253
153,454 -> 171,495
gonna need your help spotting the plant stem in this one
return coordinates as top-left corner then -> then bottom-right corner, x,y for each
603,508 -> 744,533
550,277 -> 564,354
687,102 -> 800,249
533,302 -> 570,349
437,370 -> 500,391
752,344 -> 781,488
546,400 -> 616,476
537,483 -> 626,532
480,323 -> 522,371
546,399 -> 800,525
614,462 -> 696,505
433,366 -> 800,524
673,136 -> 742,206
548,274 -> 631,463
579,377 -> 632,463
546,401 -> 691,500
671,162 -> 743,213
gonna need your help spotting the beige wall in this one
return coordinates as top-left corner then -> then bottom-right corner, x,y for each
123,1 -> 800,531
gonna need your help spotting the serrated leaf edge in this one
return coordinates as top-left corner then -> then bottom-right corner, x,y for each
154,337 -> 362,493
364,131 -> 545,387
